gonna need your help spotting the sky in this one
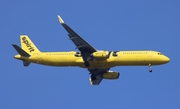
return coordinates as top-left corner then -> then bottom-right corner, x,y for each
1,0 -> 180,109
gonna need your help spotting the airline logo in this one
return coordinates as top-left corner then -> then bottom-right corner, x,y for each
22,37 -> 35,52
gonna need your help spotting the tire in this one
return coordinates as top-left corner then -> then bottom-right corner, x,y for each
84,61 -> 90,67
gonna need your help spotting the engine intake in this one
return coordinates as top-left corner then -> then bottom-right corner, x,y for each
102,71 -> 120,79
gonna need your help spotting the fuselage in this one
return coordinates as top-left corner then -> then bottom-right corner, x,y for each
14,50 -> 170,69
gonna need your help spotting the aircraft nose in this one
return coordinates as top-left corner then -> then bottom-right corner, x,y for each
164,56 -> 170,63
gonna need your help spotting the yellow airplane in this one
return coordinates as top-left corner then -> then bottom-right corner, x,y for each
12,15 -> 170,85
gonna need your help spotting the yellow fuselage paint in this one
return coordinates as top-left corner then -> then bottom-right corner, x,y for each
15,50 -> 170,69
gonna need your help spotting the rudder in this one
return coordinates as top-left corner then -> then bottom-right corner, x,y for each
20,35 -> 41,54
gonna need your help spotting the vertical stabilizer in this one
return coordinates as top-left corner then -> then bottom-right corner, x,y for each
20,35 -> 40,54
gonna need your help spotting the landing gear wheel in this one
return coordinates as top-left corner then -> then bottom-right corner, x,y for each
149,64 -> 152,73
84,61 -> 90,67
149,68 -> 152,72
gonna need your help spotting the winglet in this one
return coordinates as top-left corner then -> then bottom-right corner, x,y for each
58,15 -> 64,24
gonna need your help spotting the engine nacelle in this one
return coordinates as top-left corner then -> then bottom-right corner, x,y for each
102,71 -> 120,79
92,51 -> 109,59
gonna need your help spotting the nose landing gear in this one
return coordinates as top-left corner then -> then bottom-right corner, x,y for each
149,64 -> 152,72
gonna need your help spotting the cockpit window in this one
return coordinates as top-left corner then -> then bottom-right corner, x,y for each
158,53 -> 163,55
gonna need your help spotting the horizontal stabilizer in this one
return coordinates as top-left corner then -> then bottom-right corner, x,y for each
12,44 -> 30,57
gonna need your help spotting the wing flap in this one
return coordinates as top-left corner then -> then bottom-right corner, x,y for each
89,75 -> 103,85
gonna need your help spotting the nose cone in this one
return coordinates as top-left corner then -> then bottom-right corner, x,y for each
164,56 -> 170,63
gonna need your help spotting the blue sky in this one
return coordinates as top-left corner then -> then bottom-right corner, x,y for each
1,0 -> 180,109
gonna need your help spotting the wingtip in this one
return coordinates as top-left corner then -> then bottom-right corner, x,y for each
58,15 -> 64,24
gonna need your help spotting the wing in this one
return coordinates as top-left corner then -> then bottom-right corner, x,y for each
88,68 -> 109,85
58,15 -> 96,61
89,75 -> 103,85
57,15 -> 108,85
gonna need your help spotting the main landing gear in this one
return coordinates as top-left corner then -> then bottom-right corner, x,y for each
84,56 -> 92,67
84,61 -> 90,67
149,64 -> 152,72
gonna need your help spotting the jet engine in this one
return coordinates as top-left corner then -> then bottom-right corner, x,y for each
91,51 -> 109,59
102,71 -> 120,79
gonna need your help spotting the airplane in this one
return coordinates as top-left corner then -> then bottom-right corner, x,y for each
12,15 -> 170,85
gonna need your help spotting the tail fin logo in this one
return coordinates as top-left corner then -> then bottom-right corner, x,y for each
22,37 -> 35,52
